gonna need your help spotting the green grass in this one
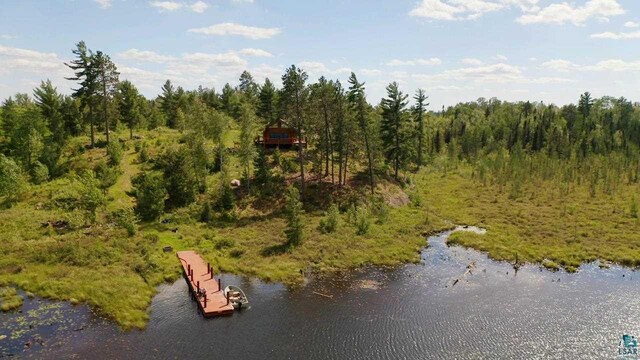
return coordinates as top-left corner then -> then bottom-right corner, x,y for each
1,126 -> 638,329
0,286 -> 23,312
416,162 -> 640,271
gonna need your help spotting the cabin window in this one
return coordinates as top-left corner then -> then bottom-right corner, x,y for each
269,132 -> 289,139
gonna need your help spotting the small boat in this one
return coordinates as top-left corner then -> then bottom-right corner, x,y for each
224,285 -> 249,309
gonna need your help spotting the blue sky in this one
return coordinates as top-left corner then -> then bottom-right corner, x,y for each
1,0 -> 640,108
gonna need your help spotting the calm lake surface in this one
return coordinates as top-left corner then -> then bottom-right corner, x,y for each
2,228 -> 640,359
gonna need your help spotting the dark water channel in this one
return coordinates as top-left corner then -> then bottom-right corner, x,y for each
2,227 -> 639,359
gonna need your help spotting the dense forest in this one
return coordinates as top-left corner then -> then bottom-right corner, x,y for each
1,41 -> 639,327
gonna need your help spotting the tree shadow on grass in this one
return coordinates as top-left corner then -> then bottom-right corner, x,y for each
260,242 -> 290,257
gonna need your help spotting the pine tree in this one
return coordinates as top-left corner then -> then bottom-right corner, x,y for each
381,82 -> 409,180
238,102 -> 257,191
348,72 -> 375,194
117,81 -> 142,139
159,80 -> 178,128
413,89 -> 429,168
258,78 -> 278,125
284,186 -> 303,247
93,51 -> 119,144
281,65 -> 309,198
238,71 -> 259,104
65,41 -> 98,147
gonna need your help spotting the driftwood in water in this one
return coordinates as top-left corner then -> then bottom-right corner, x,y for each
312,291 -> 333,298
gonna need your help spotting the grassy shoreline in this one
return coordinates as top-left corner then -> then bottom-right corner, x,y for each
1,129 -> 639,329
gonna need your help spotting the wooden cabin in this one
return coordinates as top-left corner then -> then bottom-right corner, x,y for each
255,119 -> 306,148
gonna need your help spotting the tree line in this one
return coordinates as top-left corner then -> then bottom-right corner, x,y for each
1,40 -> 639,222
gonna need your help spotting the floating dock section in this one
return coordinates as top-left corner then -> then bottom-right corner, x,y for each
176,251 -> 234,317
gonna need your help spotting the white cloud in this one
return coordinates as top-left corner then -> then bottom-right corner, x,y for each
118,49 -> 176,63
386,58 -> 442,66
182,52 -> 247,68
232,0 -> 254,2
359,68 -> 382,76
149,1 -> 183,11
0,35 -> 16,40
238,48 -> 273,57
413,62 -> 570,85
409,0 -> 539,21
624,21 -> 639,28
188,23 -> 282,39
541,59 -> 579,71
0,45 -> 67,78
517,0 -> 625,25
541,58 -> 640,72
590,31 -> 640,39
494,54 -> 508,61
190,1 -> 208,13
94,0 -> 112,9
461,58 -> 483,65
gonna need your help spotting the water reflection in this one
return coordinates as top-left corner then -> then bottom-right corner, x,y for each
2,229 -> 639,359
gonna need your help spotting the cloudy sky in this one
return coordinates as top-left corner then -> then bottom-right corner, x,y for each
1,0 -> 639,108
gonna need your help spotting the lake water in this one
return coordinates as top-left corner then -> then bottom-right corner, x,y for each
2,227 -> 640,359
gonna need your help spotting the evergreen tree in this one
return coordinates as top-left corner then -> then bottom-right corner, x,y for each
381,82 -> 409,180
579,92 -> 593,119
413,89 -> 429,168
93,51 -> 119,144
238,71 -> 259,104
65,41 -> 98,147
281,65 -> 309,197
284,186 -> 303,248
132,171 -> 167,221
238,102 -> 257,191
117,80 -> 143,139
258,78 -> 278,125
348,72 -> 375,193
159,80 -> 178,128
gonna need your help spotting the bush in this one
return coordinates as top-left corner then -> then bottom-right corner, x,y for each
229,249 -> 245,258
319,204 -> 340,234
200,201 -> 213,223
370,197 -> 390,224
354,206 -> 371,235
76,171 -> 106,223
132,172 -> 167,221
0,155 -> 28,205
94,160 -> 119,190
110,208 -> 139,236
214,238 -> 235,250
138,142 -> 149,163
631,197 -> 638,219
30,161 -> 49,185
158,146 -> 199,208
107,140 -> 124,166
284,187 -> 304,247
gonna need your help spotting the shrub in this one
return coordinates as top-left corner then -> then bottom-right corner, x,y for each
319,204 -> 340,234
354,206 -> 371,235
214,238 -> 235,250
110,207 -> 139,236
229,249 -> 245,258
0,155 -> 28,205
284,187 -> 304,247
200,201 -> 213,223
138,142 -> 149,163
107,140 -> 124,166
30,161 -> 49,185
77,171 -> 106,223
631,196 -> 638,219
132,172 -> 167,221
370,196 -> 390,224
158,146 -> 199,208
94,160 -> 119,190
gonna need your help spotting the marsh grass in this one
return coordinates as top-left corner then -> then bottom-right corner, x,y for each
1,127 -> 638,329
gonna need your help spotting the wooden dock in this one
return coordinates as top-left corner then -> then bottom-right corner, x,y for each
176,251 -> 235,317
